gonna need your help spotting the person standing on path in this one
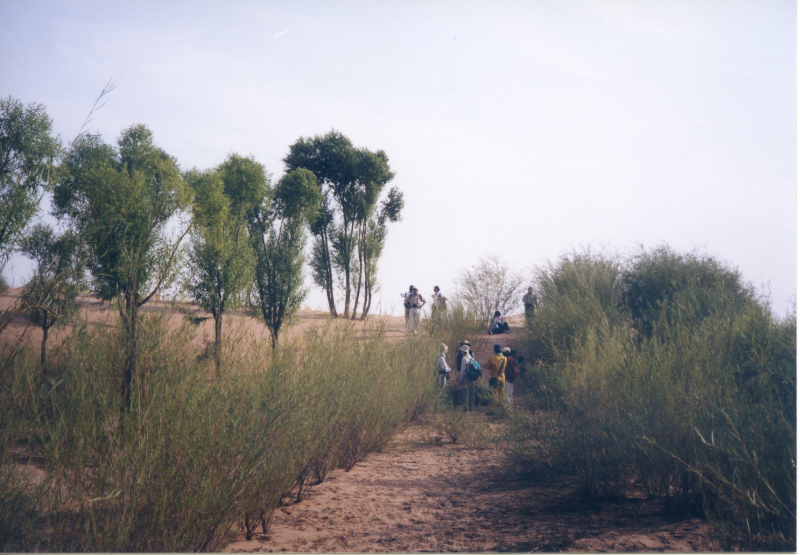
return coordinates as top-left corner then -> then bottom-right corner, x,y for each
435,343 -> 450,388
401,285 -> 414,323
458,344 -> 478,411
502,347 -> 519,406
523,287 -> 536,324
431,286 -> 448,313
454,340 -> 474,386
487,344 -> 507,398
406,287 -> 426,334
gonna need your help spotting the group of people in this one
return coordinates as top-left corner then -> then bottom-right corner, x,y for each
435,340 -> 523,410
401,285 -> 448,333
401,285 -> 518,336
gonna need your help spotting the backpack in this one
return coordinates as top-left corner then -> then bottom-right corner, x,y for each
466,359 -> 482,381
505,357 -> 519,382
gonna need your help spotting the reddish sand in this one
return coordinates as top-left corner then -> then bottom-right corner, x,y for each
224,419 -> 714,553
1,289 -> 716,552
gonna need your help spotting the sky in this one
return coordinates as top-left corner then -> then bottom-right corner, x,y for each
1,0 -> 796,317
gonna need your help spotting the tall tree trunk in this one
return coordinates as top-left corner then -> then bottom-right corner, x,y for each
343,219 -> 354,319
321,229 -> 337,317
40,312 -> 48,370
352,238 -> 363,321
362,220 -> 372,320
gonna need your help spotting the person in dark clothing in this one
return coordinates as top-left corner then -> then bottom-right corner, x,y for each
489,311 -> 510,334
457,343 -> 479,411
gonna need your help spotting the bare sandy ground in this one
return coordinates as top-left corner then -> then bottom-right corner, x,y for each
224,419 -> 714,553
2,289 -> 716,552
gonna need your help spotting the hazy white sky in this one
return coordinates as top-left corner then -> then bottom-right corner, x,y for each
1,1 -> 796,316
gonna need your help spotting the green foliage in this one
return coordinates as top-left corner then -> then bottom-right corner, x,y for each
525,249 -> 626,365
0,311 -> 440,551
53,124 -> 189,406
249,167 -> 321,345
53,125 -> 188,304
0,97 -> 61,271
20,224 -> 84,366
514,247 -> 796,550
284,130 -> 400,319
623,245 -> 756,338
186,165 -> 255,374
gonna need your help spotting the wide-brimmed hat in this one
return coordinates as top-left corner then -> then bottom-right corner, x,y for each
459,339 -> 471,346
460,345 -> 470,353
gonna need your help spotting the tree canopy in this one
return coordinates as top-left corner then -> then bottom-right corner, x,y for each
0,97 -> 61,272
53,124 -> 189,408
284,130 -> 399,319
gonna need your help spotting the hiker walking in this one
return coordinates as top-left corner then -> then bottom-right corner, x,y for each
406,286 -> 426,333
523,287 -> 536,323
435,343 -> 450,388
458,343 -> 479,411
489,311 -> 511,335
401,285 -> 414,323
487,344 -> 507,398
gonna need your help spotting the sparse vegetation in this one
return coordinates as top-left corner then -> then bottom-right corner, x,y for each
455,254 -> 526,326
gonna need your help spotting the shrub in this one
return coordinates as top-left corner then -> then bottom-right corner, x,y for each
525,248 -> 627,365
0,310 -> 441,551
514,247 -> 796,550
623,245 -> 756,337
454,254 -> 525,325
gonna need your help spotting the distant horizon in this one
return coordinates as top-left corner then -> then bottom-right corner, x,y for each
1,1 -> 795,317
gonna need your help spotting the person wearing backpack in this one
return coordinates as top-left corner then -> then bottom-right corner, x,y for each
406,286 -> 426,334
401,285 -> 414,323
454,340 -> 473,384
435,343 -> 451,388
502,347 -> 519,406
487,344 -> 507,397
458,344 -> 481,411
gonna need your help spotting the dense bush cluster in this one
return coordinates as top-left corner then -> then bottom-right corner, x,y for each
514,246 -> 796,550
0,315 -> 440,551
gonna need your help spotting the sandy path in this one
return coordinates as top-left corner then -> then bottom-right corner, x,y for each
224,419 -> 714,553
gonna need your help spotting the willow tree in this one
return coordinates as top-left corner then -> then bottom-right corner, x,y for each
249,168 -> 320,346
186,163 -> 258,377
284,131 -> 397,319
357,186 -> 404,319
20,224 -> 84,369
0,97 -> 61,274
53,125 -> 189,409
